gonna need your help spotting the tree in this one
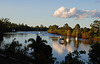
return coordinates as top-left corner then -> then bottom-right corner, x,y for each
35,26 -> 40,31
5,38 -> 22,54
74,24 -> 80,30
83,27 -> 89,33
88,42 -> 100,64
27,35 -> 54,64
49,25 -> 58,29
63,23 -> 71,30
0,18 -> 9,32
90,20 -> 100,32
40,24 -> 44,30
61,50 -> 86,64
72,24 -> 81,37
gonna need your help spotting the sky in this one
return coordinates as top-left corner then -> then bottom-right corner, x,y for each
0,0 -> 100,28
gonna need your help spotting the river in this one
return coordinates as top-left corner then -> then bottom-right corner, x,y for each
0,31 -> 96,64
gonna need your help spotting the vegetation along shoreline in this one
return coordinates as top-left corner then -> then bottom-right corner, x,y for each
0,18 -> 100,41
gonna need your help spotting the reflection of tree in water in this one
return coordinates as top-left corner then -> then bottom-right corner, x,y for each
73,39 -> 80,49
64,38 -> 71,46
4,33 -> 28,39
49,37 -> 58,41
3,34 -> 15,38
81,40 -> 93,45
73,39 -> 93,49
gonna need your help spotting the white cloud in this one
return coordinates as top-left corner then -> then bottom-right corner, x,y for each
53,6 -> 100,19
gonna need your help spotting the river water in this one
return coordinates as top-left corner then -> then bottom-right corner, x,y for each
0,31 -> 96,64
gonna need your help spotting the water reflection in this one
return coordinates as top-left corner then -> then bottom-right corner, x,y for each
53,42 -> 65,54
66,38 -> 70,43
49,37 -> 58,41
73,39 -> 80,48
4,32 -> 28,39
1,31 -> 95,63
52,36 -> 93,54
81,40 -> 93,45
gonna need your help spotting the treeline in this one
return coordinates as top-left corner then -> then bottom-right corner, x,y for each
47,20 -> 100,40
0,18 -> 48,33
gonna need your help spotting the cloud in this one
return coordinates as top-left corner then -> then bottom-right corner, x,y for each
53,6 -> 100,19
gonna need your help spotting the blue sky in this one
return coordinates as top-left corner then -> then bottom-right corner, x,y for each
0,0 -> 100,28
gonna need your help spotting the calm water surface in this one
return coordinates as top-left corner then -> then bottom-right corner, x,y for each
0,31 -> 95,64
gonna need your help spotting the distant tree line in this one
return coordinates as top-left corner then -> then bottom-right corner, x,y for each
0,18 -> 100,40
47,20 -> 100,40
0,18 -> 48,33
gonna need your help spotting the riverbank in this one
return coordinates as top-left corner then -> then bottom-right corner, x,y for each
47,31 -> 100,41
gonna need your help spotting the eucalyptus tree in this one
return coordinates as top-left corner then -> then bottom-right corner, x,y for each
90,20 -> 100,31
72,24 -> 81,37
63,23 -> 71,30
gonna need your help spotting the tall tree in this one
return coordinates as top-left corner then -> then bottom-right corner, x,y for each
74,24 -> 80,30
73,24 -> 81,37
90,20 -> 100,32
63,23 -> 71,30
27,35 -> 54,64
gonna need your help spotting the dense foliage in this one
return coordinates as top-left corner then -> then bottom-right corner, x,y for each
47,20 -> 100,40
60,50 -> 86,64
27,35 -> 55,64
88,42 -> 100,64
0,38 -> 33,64
0,18 -> 48,33
0,35 -> 54,64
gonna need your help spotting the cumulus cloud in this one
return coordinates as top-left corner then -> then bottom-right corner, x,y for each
53,6 -> 100,19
